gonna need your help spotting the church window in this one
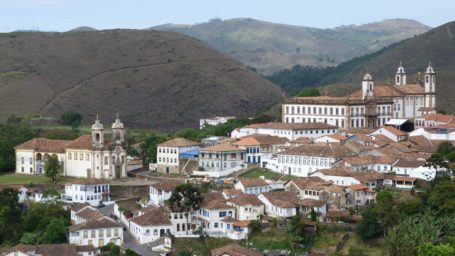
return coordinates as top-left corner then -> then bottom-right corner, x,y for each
426,76 -> 429,83
396,76 -> 400,84
104,156 -> 108,165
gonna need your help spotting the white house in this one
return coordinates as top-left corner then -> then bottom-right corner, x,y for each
258,191 -> 301,218
415,114 -> 455,128
231,122 -> 338,141
200,116 -> 235,129
383,175 -> 417,190
129,207 -> 173,245
15,116 -> 127,179
156,138 -> 199,174
346,184 -> 376,206
149,179 -> 182,206
263,144 -> 355,177
233,135 -> 288,164
310,167 -> 361,187
371,126 -> 408,142
226,194 -> 264,221
234,178 -> 270,195
69,218 -> 123,248
194,144 -> 246,177
341,155 -> 399,172
63,182 -> 110,207
409,125 -> 455,141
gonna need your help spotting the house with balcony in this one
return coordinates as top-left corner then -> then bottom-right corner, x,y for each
63,182 -> 110,207
69,217 -> 123,248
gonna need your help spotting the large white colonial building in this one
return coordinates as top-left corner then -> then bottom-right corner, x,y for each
15,116 -> 127,179
282,64 -> 437,129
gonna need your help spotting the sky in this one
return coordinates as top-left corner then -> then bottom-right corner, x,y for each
1,0 -> 454,32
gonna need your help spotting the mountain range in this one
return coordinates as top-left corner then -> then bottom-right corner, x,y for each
152,18 -> 431,74
0,30 -> 281,129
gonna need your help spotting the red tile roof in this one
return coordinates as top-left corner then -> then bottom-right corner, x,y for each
15,138 -> 71,153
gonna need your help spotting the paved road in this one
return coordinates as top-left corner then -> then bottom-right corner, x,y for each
123,230 -> 161,256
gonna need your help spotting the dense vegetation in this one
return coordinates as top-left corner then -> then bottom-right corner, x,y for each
0,189 -> 70,246
352,143 -> 455,255
267,21 -> 455,113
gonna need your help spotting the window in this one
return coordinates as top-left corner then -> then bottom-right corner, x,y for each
91,230 -> 96,238
231,153 -> 236,159
74,154 -> 78,160
80,153 -> 83,160
99,230 -> 104,237
104,156 -> 108,165
21,157 -> 24,164
83,231 -> 88,238
86,154 -> 90,161
114,229 -> 119,237
68,153 -> 72,159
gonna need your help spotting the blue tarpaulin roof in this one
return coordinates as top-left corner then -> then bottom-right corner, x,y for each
179,148 -> 199,158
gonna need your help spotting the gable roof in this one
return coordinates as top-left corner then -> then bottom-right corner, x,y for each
15,138 -> 71,153
211,244 -> 262,256
150,179 -> 182,191
280,144 -> 354,158
383,126 -> 408,136
75,208 -> 105,221
201,143 -> 243,152
71,203 -> 92,212
237,178 -> 268,188
130,207 -> 172,226
69,218 -> 121,232
158,138 -> 199,148
234,135 -> 288,147
260,191 -> 301,208
227,194 -> 263,207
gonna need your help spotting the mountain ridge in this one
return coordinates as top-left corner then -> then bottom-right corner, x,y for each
151,18 -> 431,74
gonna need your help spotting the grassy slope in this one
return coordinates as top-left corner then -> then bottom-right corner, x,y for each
153,18 -> 430,74
0,173 -> 79,185
0,30 -> 281,129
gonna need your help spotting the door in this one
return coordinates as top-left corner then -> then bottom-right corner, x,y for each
99,239 -> 104,247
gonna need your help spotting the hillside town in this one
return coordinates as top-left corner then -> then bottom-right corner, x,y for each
2,63 -> 455,255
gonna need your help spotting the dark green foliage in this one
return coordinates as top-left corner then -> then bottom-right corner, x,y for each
249,220 -> 262,235
296,88 -> 321,97
100,243 -> 121,256
19,232 -> 39,245
267,65 -> 332,95
0,188 -> 22,244
136,133 -> 168,167
124,249 -> 140,256
59,111 -> 82,128
40,218 -> 67,243
428,179 -> 455,216
38,128 -> 80,140
310,208 -> 317,221
44,154 -> 61,182
178,250 -> 192,256
418,243 -> 455,256
437,142 -> 455,155
0,123 -> 37,172
375,190 -> 399,231
356,205 -> 382,241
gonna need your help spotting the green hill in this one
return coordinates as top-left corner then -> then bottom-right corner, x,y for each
269,21 -> 455,114
0,30 -> 282,129
152,18 -> 430,74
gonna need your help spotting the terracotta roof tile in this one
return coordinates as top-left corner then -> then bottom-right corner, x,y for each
130,207 -> 171,226
343,155 -> 398,165
211,244 -> 262,256
69,218 -> 121,232
15,138 -> 71,153
150,179 -> 183,191
202,143 -> 244,152
158,138 -> 199,147
280,144 -> 354,158
238,178 -> 268,188
246,122 -> 337,130
228,194 -> 263,207
383,126 -> 408,136
234,135 -> 288,147
75,208 -> 105,221
261,191 -> 301,208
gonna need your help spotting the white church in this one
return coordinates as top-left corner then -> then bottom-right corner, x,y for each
15,116 -> 127,179
281,63 -> 437,129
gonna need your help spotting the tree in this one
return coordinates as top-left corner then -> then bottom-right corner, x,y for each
375,190 -> 399,233
356,205 -> 382,241
137,133 -> 168,167
44,154 -> 61,182
59,111 -> 82,128
0,123 -> 37,172
0,188 -> 23,244
40,218 -> 68,243
124,248 -> 140,256
428,178 -> 455,217
310,208 -> 317,221
20,232 -> 39,245
249,220 -> 262,235
437,141 -> 455,156
296,87 -> 321,97
168,183 -> 203,235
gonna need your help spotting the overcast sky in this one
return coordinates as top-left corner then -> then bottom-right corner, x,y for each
1,0 -> 454,32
